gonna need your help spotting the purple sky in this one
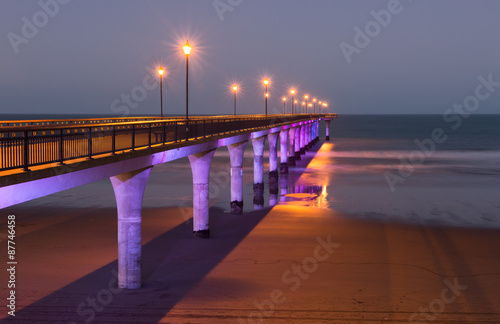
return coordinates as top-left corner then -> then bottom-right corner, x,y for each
1,0 -> 500,116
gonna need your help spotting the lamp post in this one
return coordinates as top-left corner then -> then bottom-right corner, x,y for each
302,102 -> 305,114
290,89 -> 295,114
233,85 -> 238,115
283,97 -> 286,114
313,98 -> 317,114
294,100 -> 298,114
264,78 -> 269,116
304,95 -> 308,114
183,41 -> 191,120
158,66 -> 164,118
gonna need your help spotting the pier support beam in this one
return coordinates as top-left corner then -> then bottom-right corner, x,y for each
294,126 -> 302,161
279,129 -> 289,174
300,125 -> 306,154
288,127 -> 296,166
228,141 -> 248,214
314,121 -> 319,143
110,166 -> 152,289
325,119 -> 331,141
188,149 -> 216,238
306,123 -> 311,148
268,132 -> 279,183
252,136 -> 266,206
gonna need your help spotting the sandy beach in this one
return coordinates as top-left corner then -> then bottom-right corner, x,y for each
2,203 -> 500,323
2,140 -> 500,323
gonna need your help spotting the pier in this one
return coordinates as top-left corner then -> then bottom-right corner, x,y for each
0,113 -> 336,289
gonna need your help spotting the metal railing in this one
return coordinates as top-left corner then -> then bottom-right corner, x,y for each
0,114 -> 336,172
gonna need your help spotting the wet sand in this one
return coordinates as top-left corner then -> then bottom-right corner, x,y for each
1,202 -> 500,323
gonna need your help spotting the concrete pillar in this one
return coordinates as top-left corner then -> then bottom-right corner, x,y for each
279,130 -> 288,174
300,125 -> 306,154
304,122 -> 311,151
188,149 -> 216,238
294,126 -> 302,161
252,136 -> 266,207
268,132 -> 279,182
325,119 -> 331,141
110,167 -> 152,289
252,136 -> 266,189
288,127 -> 296,166
307,123 -> 311,148
311,121 -> 315,144
314,121 -> 319,143
228,141 -> 248,214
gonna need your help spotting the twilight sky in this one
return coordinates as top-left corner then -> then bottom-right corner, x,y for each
1,0 -> 500,116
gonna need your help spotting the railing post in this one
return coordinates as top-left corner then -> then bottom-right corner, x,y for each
148,123 -> 152,147
23,131 -> 29,171
112,126 -> 116,155
175,122 -> 178,143
88,127 -> 93,159
163,121 -> 166,144
131,124 -> 135,151
59,129 -> 64,165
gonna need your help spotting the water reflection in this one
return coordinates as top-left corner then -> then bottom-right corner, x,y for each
252,143 -> 334,211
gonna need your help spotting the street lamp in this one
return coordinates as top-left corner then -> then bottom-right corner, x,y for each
158,66 -> 164,118
302,102 -> 306,114
304,95 -> 309,114
233,85 -> 238,115
282,97 -> 287,114
183,40 -> 191,121
264,78 -> 269,116
290,89 -> 295,114
294,100 -> 298,114
313,98 -> 317,114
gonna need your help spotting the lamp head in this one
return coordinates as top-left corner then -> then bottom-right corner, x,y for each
183,40 -> 192,55
158,66 -> 164,76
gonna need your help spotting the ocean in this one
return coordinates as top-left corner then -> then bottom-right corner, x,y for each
4,114 -> 500,229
